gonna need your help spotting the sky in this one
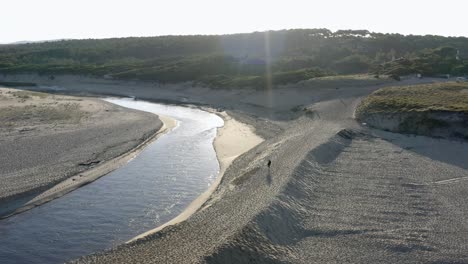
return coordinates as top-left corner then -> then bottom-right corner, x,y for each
2,0 -> 468,43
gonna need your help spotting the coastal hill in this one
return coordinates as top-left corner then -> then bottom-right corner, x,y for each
356,82 -> 468,140
1,29 -> 468,87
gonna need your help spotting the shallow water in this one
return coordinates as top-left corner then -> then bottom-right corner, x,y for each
0,98 -> 223,264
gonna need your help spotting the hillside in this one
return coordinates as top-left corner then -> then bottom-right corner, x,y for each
1,29 -> 468,87
356,82 -> 468,139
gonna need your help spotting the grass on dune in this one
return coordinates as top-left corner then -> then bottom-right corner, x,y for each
356,82 -> 468,115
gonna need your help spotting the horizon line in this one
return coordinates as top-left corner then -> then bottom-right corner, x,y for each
2,28 -> 468,45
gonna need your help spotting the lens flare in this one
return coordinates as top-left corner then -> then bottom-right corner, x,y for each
264,31 -> 273,115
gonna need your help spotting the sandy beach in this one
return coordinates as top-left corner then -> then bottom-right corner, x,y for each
1,74 -> 468,263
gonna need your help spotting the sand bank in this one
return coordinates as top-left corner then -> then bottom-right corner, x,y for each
3,114 -> 176,218
0,88 -> 172,218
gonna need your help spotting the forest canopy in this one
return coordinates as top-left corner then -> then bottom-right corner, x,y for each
1,29 -> 467,87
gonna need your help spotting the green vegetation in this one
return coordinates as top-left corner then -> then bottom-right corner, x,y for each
377,47 -> 468,77
356,82 -> 468,115
356,82 -> 468,139
1,29 -> 468,87
0,82 -> 37,87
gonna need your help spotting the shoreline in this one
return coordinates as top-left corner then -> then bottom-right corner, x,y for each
0,86 -> 263,248
128,110 -> 263,242
1,92 -> 263,251
1,102 -> 177,219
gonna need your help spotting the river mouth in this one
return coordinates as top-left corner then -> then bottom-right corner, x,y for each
0,98 -> 224,264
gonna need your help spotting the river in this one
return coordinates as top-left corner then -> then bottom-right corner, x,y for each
0,98 -> 224,264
